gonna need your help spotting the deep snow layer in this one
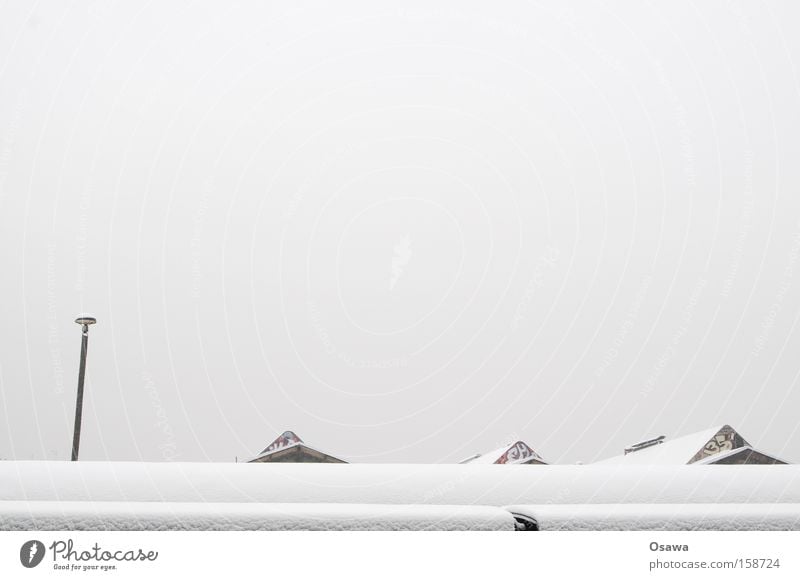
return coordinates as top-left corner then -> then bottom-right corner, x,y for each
506,503 -> 800,531
0,501 -> 514,531
1,462 -> 799,505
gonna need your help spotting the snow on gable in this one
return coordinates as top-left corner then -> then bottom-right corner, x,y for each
461,441 -> 546,465
595,425 -> 770,465
249,431 -> 346,464
261,431 -> 303,455
687,425 -> 749,464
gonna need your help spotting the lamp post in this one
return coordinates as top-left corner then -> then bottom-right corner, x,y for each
71,315 -> 96,461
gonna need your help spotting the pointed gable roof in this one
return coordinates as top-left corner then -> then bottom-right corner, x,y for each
595,425 -> 786,465
460,441 -> 546,465
260,430 -> 304,455
249,431 -> 347,464
686,424 -> 750,464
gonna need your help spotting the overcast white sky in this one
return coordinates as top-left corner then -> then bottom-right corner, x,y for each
1,1 -> 799,464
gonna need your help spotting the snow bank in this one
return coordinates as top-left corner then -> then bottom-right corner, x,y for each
1,462 -> 798,505
0,501 -> 514,531
506,503 -> 800,531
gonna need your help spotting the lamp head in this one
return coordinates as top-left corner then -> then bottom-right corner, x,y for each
74,315 -> 97,326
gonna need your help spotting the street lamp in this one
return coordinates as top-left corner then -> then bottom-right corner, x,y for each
71,314 -> 96,461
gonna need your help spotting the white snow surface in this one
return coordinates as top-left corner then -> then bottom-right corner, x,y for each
506,503 -> 800,531
595,426 -> 724,465
0,501 -> 514,531
1,462 -> 799,505
460,447 -> 511,464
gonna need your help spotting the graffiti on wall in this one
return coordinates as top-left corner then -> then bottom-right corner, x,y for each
262,431 -> 303,454
496,441 -> 544,465
689,426 -> 748,464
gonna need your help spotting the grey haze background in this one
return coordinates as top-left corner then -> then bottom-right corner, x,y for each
1,1 -> 799,464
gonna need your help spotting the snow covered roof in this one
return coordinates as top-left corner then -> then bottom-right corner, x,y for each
594,425 -> 785,465
3,460 -> 798,531
249,431 -> 347,464
260,430 -> 303,455
6,500 -> 799,531
506,504 -> 800,531
1,501 -> 515,531
460,441 -> 546,465
596,426 -> 725,465
693,446 -> 787,465
2,462 -> 799,506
